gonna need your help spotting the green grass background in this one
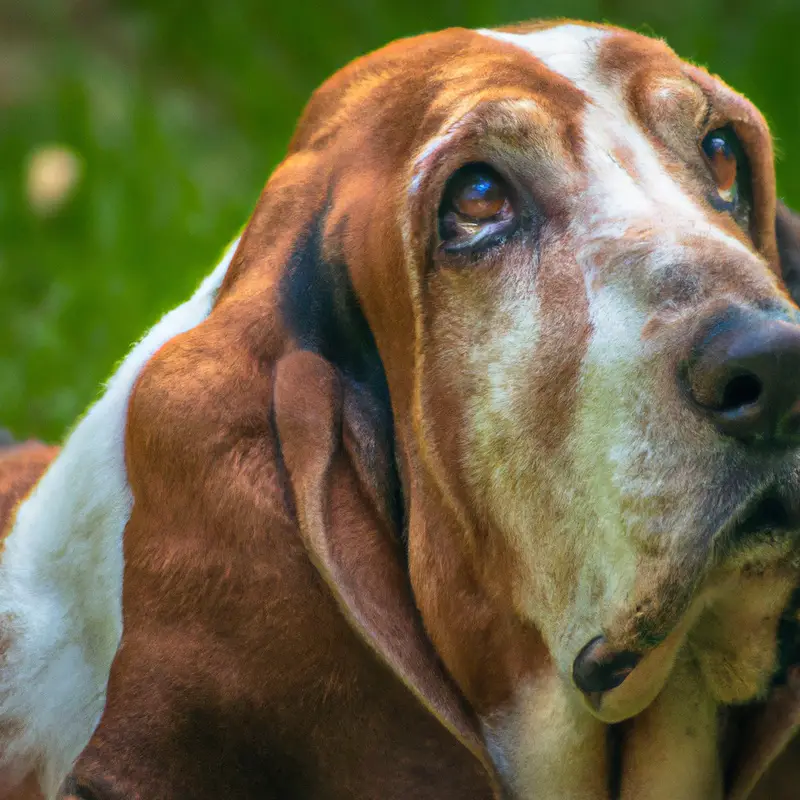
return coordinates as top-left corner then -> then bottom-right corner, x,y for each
2,0 -> 799,442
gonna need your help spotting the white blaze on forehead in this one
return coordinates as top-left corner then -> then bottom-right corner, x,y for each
0,237 -> 239,797
479,25 -> 752,257
481,23 -> 608,85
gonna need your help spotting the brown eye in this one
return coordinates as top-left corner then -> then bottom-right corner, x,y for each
450,169 -> 509,219
438,163 -> 518,256
701,128 -> 740,208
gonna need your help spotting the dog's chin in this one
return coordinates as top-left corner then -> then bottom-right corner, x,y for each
570,483 -> 800,725
573,611 -> 698,724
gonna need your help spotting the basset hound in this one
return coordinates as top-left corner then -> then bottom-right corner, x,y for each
3,20 -> 800,800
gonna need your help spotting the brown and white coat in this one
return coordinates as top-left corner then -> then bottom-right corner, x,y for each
2,20 -> 800,800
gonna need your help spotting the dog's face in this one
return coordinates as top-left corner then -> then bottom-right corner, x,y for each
54,20 -> 800,800
264,23 -> 800,731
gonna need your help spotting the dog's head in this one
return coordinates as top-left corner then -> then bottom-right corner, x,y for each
266,21 -> 800,698
61,20 -> 800,800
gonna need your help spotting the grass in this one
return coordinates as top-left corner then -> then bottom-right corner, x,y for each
2,0 -> 799,441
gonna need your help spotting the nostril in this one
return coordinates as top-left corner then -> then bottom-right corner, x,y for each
719,372 -> 762,411
686,309 -> 800,445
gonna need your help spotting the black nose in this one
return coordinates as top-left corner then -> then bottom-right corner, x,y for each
573,636 -> 641,696
686,309 -> 800,445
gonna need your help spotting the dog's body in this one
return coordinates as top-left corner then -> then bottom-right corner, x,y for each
3,21 -> 800,799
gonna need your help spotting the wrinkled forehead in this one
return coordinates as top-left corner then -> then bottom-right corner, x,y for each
484,21 -> 685,88
298,23 -> 699,165
480,26 -> 727,228
399,23 -> 776,261
411,23 -> 705,150
481,22 -> 709,152
288,22 -> 774,244
272,23 -> 778,366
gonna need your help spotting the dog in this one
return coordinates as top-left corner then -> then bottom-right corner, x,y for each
3,20 -> 800,800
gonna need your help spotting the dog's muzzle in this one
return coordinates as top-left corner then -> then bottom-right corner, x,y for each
572,304 -> 800,711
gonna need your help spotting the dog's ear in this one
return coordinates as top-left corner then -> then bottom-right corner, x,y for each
271,215 -> 496,783
775,200 -> 800,305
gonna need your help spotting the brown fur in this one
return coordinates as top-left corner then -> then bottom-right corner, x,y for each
0,443 -> 58,551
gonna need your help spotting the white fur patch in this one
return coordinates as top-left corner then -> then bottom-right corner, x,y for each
472,25 -> 763,658
481,23 -> 608,86
0,238 -> 239,797
552,285 -> 649,669
481,675 -> 608,800
479,25 -> 752,257
468,22 -> 776,790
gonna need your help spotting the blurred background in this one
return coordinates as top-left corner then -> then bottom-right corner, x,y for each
1,0 -> 799,442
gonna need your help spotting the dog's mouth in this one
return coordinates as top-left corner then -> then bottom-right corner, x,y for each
573,482 -> 800,711
721,485 -> 800,546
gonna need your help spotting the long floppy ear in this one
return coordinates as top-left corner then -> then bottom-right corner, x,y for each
270,214 -> 499,788
775,200 -> 800,305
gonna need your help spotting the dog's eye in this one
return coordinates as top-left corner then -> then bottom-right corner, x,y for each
701,127 -> 741,211
449,168 -> 509,220
438,163 -> 517,256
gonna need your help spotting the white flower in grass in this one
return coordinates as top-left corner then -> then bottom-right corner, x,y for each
26,145 -> 82,216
